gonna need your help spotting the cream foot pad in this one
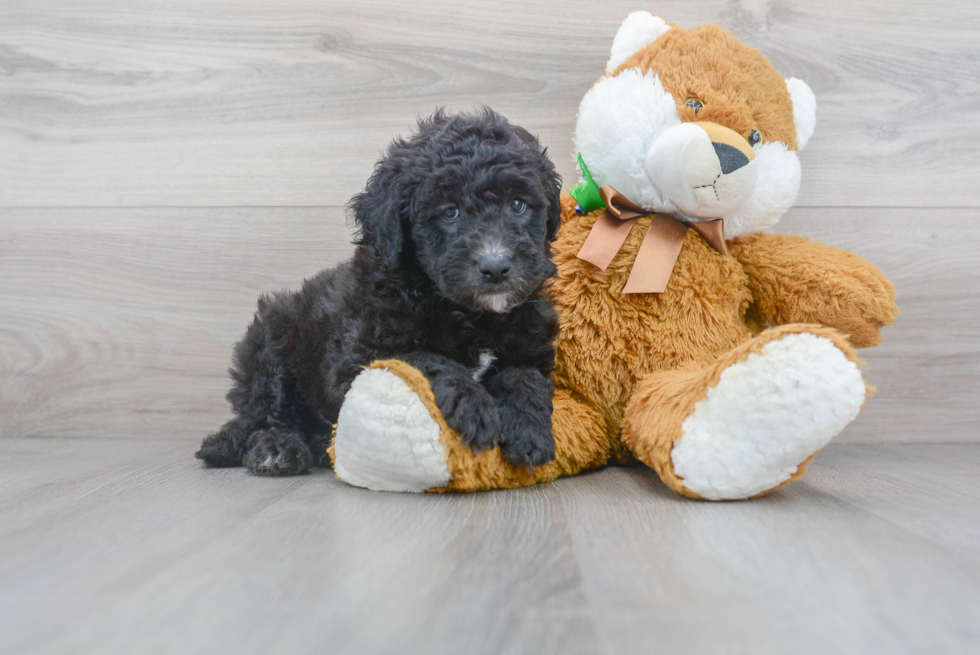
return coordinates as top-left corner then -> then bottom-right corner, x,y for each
333,363 -> 451,492
671,333 -> 866,500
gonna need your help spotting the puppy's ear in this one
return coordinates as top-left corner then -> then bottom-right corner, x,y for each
509,125 -> 563,242
543,155 -> 562,242
349,146 -> 410,268
531,143 -> 563,242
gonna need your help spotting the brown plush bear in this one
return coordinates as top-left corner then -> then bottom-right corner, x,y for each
328,12 -> 899,500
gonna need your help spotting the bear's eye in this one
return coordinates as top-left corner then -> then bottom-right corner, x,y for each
441,206 -> 460,222
685,98 -> 703,114
748,130 -> 762,146
510,199 -> 527,215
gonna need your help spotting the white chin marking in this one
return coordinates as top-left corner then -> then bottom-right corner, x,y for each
480,292 -> 512,313
671,334 -> 866,500
334,368 -> 451,493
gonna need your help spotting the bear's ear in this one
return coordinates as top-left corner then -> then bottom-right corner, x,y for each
786,78 -> 817,151
606,12 -> 671,74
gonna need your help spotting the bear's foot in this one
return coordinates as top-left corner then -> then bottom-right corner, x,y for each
673,332 -> 865,499
331,361 -> 452,492
624,325 -> 868,500
332,360 -> 612,493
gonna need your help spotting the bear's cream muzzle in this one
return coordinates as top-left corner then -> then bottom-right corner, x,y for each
646,121 -> 757,219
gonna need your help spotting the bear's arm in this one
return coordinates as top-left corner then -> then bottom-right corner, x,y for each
729,233 -> 899,348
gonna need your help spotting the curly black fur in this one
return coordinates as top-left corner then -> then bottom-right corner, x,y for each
196,109 -> 562,476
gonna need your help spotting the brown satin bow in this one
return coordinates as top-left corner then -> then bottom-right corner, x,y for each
576,185 -> 728,294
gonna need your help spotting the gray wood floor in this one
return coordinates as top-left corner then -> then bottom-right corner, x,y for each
2,0 -> 979,653
1,440 -> 979,654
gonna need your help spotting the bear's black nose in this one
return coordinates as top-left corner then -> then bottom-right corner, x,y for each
713,142 -> 751,174
479,255 -> 512,283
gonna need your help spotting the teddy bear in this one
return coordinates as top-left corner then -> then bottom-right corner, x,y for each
326,11 -> 899,500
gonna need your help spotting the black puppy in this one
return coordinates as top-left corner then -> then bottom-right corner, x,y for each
196,109 -> 562,476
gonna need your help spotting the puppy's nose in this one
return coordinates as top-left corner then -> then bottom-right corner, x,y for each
479,255 -> 512,283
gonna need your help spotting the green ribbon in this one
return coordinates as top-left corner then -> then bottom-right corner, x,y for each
569,153 -> 606,214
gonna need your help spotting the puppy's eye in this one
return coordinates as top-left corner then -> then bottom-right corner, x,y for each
441,206 -> 460,222
510,199 -> 527,214
748,129 -> 762,146
685,98 -> 703,115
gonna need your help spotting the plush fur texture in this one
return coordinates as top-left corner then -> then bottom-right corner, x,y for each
577,20 -> 815,237
331,193 -> 897,496
197,109 -> 563,476
576,68 -> 682,213
786,78 -> 817,150
606,11 -> 671,74
623,325 -> 867,500
333,366 -> 451,492
671,333 -> 866,499
332,359 -> 612,492
549,196 -> 895,467
732,233 -> 898,348
613,23 -> 800,148
328,16 -> 900,500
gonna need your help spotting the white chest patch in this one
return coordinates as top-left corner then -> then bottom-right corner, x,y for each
472,350 -> 496,382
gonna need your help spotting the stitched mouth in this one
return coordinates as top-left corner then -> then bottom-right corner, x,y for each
692,174 -> 722,202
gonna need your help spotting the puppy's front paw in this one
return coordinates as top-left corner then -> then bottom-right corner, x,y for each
243,429 -> 312,476
499,413 -> 555,468
433,378 -> 501,452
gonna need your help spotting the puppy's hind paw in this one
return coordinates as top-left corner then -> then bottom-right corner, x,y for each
196,420 -> 248,467
243,429 -> 312,476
